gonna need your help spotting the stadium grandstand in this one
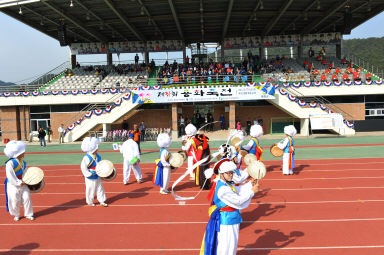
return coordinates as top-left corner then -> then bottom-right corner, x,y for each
1,0 -> 384,142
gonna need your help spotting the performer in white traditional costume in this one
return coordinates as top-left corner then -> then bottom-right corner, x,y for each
153,133 -> 172,194
182,124 -> 198,180
120,133 -> 142,184
201,160 -> 259,255
4,141 -> 34,221
276,125 -> 296,175
242,124 -> 264,161
80,137 -> 108,206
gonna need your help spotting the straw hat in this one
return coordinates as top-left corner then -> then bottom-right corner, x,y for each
22,167 -> 44,185
247,160 -> 267,179
170,153 -> 184,168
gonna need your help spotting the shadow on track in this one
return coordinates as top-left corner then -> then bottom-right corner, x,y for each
0,243 -> 40,255
238,229 -> 304,255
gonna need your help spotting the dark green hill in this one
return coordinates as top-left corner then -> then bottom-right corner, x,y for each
0,80 -> 15,86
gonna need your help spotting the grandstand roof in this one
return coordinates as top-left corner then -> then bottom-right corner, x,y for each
1,0 -> 383,44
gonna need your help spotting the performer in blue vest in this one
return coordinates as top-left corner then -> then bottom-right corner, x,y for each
153,133 -> 172,195
80,137 -> 108,206
4,140 -> 34,221
276,125 -> 296,175
201,160 -> 259,255
242,124 -> 264,160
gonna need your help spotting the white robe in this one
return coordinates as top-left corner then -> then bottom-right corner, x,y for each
182,137 -> 195,178
5,159 -> 33,218
277,137 -> 293,174
216,181 -> 254,255
120,139 -> 142,183
80,154 -> 106,204
160,149 -> 171,191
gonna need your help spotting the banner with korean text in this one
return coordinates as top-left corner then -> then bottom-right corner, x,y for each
131,86 -> 275,104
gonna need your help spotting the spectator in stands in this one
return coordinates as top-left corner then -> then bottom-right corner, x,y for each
307,62 -> 314,72
324,69 -> 331,75
320,73 -> 327,82
139,121 -> 146,142
366,72 -> 372,81
332,74 -> 338,82
343,73 -> 350,82
115,80 -> 120,88
341,57 -> 348,67
58,124 -> 65,144
220,114 -> 225,130
38,126 -> 46,147
135,54 -> 139,65
303,59 -> 308,69
335,67 -> 341,74
328,62 -> 334,70
308,47 -> 314,58
353,71 -> 361,81
185,55 -> 189,64
76,62 -> 80,68
320,47 -> 326,56
47,125 -> 52,143
122,120 -> 128,130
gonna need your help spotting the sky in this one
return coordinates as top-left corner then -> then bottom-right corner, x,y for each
0,10 -> 383,83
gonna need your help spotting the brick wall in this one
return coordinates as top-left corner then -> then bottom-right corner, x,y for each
50,112 -> 80,140
111,109 -> 172,130
236,104 -> 294,134
327,103 -> 365,120
1,106 -> 21,140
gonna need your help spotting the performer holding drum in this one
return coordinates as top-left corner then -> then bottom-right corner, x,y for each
242,124 -> 264,161
80,137 -> 108,207
4,141 -> 35,221
153,133 -> 172,194
275,125 -> 296,175
120,133 -> 143,185
201,160 -> 261,255
182,124 -> 198,180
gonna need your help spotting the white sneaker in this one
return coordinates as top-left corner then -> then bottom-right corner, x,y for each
137,179 -> 143,184
26,216 -> 34,221
88,203 -> 96,207
13,217 -> 20,222
160,190 -> 169,195
100,203 -> 108,207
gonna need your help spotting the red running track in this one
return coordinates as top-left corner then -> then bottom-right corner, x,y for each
1,158 -> 384,254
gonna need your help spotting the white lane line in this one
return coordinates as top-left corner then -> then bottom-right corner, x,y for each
2,245 -> 384,252
42,170 -> 384,177
3,217 -> 384,226
1,199 -> 383,208
0,186 -> 383,195
6,175 -> 384,184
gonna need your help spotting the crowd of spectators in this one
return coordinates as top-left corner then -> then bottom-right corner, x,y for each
303,47 -> 372,82
157,58 -> 253,85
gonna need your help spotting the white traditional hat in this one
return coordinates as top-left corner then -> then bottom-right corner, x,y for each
284,125 -> 297,136
218,161 -> 237,174
247,160 -> 267,179
81,137 -> 99,153
185,124 -> 197,136
170,153 -> 184,168
4,140 -> 26,158
250,125 -> 263,138
157,133 -> 171,148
